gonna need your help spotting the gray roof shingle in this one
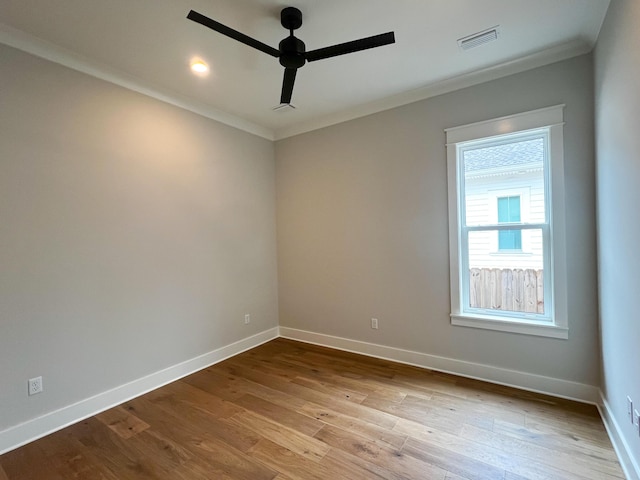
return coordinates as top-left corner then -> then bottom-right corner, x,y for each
464,137 -> 544,173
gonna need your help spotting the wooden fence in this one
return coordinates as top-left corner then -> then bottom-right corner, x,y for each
469,268 -> 544,313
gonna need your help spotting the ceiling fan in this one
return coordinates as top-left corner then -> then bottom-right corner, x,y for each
187,7 -> 395,105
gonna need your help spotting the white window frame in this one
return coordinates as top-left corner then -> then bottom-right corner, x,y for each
445,105 -> 568,339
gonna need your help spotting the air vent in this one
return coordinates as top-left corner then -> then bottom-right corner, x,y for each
458,26 -> 500,51
272,103 -> 297,112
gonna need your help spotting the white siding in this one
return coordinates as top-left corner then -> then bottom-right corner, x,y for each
465,171 -> 544,269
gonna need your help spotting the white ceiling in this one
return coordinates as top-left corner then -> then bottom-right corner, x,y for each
0,0 -> 610,139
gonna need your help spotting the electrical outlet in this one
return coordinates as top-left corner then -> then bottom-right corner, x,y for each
628,396 -> 634,424
371,318 -> 379,330
244,314 -> 251,325
634,409 -> 640,436
28,376 -> 43,396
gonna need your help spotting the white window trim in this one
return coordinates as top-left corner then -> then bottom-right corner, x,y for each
445,105 -> 568,339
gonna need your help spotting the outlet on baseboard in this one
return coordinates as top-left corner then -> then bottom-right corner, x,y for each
28,376 -> 43,396
244,314 -> 251,325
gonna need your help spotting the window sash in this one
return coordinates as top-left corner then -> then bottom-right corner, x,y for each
460,223 -> 552,322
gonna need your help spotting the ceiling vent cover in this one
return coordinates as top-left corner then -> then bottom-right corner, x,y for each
458,26 -> 500,51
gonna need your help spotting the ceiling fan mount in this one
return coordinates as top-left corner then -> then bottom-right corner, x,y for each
280,6 -> 303,32
187,6 -> 395,105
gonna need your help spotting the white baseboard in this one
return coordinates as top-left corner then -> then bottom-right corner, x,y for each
0,327 -> 279,455
598,391 -> 640,480
279,327 -> 599,404
0,325 -> 606,459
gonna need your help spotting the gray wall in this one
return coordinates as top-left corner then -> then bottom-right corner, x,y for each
595,0 -> 640,466
0,31 -> 605,441
276,54 -> 599,386
0,44 -> 279,431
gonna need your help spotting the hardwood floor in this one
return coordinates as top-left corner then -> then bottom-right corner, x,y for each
0,338 -> 624,479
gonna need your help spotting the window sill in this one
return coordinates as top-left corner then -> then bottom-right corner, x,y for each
451,313 -> 568,339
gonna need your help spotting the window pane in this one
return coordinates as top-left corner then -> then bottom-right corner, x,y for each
497,195 -> 522,250
497,196 -> 521,222
498,230 -> 522,250
497,197 -> 509,222
468,229 -> 544,314
463,137 -> 545,227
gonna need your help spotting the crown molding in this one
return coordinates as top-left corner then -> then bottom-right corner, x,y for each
1,22 -> 592,143
0,23 -> 275,141
274,39 -> 592,140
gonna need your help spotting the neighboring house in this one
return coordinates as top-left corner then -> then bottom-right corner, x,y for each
464,137 -> 544,271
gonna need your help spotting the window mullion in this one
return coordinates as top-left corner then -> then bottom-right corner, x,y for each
466,223 -> 546,232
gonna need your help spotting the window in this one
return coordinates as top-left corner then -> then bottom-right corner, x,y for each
497,196 -> 521,251
446,106 -> 568,338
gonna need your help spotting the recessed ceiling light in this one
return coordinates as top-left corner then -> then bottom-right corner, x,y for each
190,59 -> 209,74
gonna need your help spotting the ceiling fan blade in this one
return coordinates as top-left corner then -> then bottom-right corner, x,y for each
187,10 -> 280,58
306,32 -> 395,62
280,68 -> 297,104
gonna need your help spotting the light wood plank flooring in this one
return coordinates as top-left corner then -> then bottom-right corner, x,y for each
0,338 -> 623,479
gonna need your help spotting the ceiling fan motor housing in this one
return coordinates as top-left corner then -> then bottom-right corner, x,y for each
279,36 -> 306,68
